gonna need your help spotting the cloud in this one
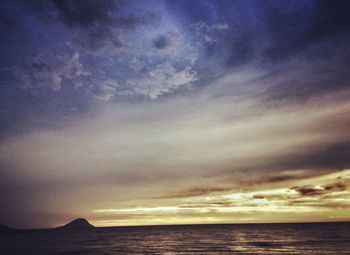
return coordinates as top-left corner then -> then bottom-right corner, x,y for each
169,0 -> 350,74
1,77 -> 350,226
291,179 -> 349,197
153,35 -> 170,49
1,0 -> 350,228
155,187 -> 233,199
50,0 -> 142,51
127,62 -> 197,99
19,52 -> 89,92
89,170 -> 350,226
323,181 -> 348,192
152,31 -> 182,54
191,21 -> 229,45
3,0 -> 158,55
90,79 -> 118,102
52,0 -> 120,28
291,186 -> 326,196
1,69 -> 350,202
128,57 -> 144,72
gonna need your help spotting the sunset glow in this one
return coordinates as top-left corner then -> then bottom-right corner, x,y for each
1,0 -> 350,229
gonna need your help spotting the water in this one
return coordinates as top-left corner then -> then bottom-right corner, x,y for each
1,222 -> 349,254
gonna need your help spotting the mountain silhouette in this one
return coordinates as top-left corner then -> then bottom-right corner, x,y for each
56,218 -> 95,229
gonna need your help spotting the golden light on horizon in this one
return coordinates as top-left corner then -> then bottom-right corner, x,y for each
88,170 -> 350,227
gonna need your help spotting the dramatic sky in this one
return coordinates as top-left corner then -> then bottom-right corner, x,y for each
1,0 -> 350,228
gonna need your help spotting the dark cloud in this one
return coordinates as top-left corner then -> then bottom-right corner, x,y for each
51,0 -> 140,50
265,175 -> 298,183
155,187 -> 232,199
322,182 -> 348,192
52,0 -> 118,27
251,194 -> 290,201
259,170 -> 321,184
0,0 -> 153,52
250,177 -> 350,209
152,32 -> 181,53
291,179 -> 349,197
291,185 -> 326,196
223,170 -> 330,190
153,35 -> 170,49
178,201 -> 233,208
252,194 -> 266,200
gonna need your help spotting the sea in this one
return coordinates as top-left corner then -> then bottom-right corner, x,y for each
1,222 -> 350,254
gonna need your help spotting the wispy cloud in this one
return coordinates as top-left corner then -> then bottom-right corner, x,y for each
127,62 -> 197,99
17,52 -> 89,92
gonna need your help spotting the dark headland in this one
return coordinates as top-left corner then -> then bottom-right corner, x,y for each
56,218 -> 95,230
0,225 -> 16,233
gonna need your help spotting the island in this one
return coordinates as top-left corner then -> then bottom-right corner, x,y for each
56,218 -> 95,230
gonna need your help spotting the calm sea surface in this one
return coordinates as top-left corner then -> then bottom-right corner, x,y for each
1,222 -> 350,254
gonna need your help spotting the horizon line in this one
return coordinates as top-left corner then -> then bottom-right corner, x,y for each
4,220 -> 350,231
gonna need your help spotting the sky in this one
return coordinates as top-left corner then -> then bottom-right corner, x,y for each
1,0 -> 350,229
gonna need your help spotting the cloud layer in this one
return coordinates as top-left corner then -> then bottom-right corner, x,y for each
1,0 -> 350,228
1,68 -> 350,227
